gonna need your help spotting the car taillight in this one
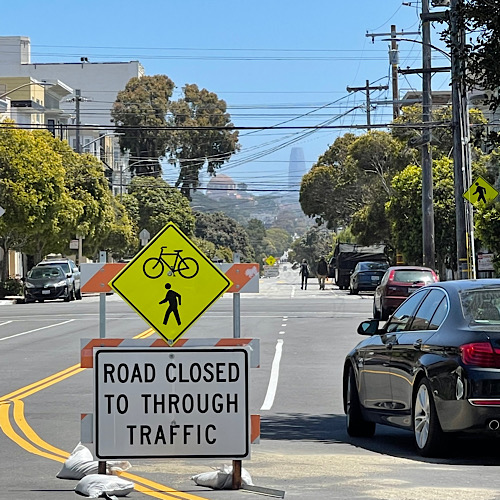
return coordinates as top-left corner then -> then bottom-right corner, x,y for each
461,342 -> 500,368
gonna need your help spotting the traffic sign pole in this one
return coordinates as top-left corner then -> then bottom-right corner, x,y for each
99,251 -> 106,339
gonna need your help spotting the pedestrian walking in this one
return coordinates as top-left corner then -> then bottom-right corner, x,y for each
299,259 -> 310,290
159,283 -> 182,326
316,256 -> 328,290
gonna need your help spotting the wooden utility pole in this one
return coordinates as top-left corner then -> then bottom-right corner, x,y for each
346,80 -> 388,129
450,0 -> 475,278
421,0 -> 436,270
390,25 -> 400,120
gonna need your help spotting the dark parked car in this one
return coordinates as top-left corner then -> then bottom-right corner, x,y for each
344,279 -> 500,456
349,261 -> 389,295
24,265 -> 73,303
36,258 -> 81,300
373,266 -> 438,320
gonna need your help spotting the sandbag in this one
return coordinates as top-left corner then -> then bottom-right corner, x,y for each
74,474 -> 134,498
191,464 -> 253,490
56,443 -> 131,480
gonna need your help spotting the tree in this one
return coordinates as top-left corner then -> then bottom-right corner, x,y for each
300,133 -> 361,229
194,212 -> 255,262
386,158 -> 464,272
459,1 -> 500,115
48,138 -> 121,258
246,218 -> 267,264
123,176 -> 195,240
0,125 -> 77,278
264,228 -> 292,259
288,227 -> 333,270
112,75 -> 175,176
167,84 -> 240,199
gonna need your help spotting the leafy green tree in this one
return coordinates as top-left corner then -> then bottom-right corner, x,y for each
300,133 -> 361,229
0,125 -> 77,278
194,212 -> 254,262
475,202 -> 500,275
167,84 -> 240,199
459,1 -> 500,116
123,176 -> 195,240
386,158 -> 462,272
289,227 -> 333,272
264,228 -> 292,258
112,75 -> 175,176
47,138 -> 120,258
99,197 -> 139,260
246,218 -> 267,264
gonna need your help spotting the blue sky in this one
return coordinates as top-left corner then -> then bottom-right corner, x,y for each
2,0 -> 451,193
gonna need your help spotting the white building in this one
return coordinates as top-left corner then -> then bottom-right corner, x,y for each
0,36 -> 144,193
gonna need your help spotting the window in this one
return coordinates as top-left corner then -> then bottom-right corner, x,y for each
385,290 -> 428,333
408,289 -> 447,331
429,298 -> 448,330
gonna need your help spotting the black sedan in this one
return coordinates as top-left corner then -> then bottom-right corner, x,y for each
23,265 -> 73,303
343,279 -> 500,457
349,261 -> 389,295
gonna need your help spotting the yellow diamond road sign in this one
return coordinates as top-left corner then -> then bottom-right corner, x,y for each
110,222 -> 232,345
265,255 -> 276,266
463,176 -> 499,207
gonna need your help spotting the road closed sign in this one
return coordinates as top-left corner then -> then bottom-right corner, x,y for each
94,348 -> 250,459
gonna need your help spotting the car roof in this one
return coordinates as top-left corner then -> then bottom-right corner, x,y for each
386,266 -> 435,272
425,279 -> 500,292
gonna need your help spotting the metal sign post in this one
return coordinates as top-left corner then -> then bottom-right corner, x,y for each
99,251 -> 106,339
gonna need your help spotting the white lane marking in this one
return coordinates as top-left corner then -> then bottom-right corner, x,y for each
279,331 -> 285,335
260,339 -> 284,411
281,323 -> 287,327
0,321 -> 13,327
0,319 -> 76,341
291,287 -> 295,298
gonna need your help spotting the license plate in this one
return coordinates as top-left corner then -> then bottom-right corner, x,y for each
408,287 -> 417,294
42,290 -> 51,295
371,276 -> 379,281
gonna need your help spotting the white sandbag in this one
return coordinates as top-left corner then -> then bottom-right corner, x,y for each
74,474 -> 134,498
191,464 -> 253,490
56,443 -> 131,480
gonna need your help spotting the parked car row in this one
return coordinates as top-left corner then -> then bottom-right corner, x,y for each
23,258 -> 82,303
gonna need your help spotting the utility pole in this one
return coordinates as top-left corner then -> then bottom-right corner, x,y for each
421,0 -> 436,270
346,80 -> 389,129
390,25 -> 400,119
75,89 -> 81,153
450,0 -> 475,279
366,27 -> 420,119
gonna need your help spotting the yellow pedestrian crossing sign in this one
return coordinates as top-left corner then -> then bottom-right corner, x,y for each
463,176 -> 499,207
265,255 -> 276,266
109,222 -> 232,345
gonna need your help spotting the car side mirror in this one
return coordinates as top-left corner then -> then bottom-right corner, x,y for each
357,319 -> 380,336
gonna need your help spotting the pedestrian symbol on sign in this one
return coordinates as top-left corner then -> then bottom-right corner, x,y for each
463,176 -> 499,207
159,283 -> 182,326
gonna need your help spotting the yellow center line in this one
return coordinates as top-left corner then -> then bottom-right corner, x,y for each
0,327 -> 210,500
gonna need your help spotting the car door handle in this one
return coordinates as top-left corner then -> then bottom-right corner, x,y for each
413,339 -> 423,350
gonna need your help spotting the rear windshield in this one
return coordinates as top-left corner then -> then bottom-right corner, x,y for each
360,262 -> 388,271
393,270 -> 435,283
29,267 -> 64,279
460,288 -> 500,325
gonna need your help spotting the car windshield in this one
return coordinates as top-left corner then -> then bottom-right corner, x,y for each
29,267 -> 64,279
40,262 -> 70,273
360,262 -> 387,271
460,288 -> 500,326
393,270 -> 434,284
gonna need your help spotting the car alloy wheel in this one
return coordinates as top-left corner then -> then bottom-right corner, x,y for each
413,378 -> 446,456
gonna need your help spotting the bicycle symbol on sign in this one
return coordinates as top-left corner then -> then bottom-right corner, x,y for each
143,246 -> 199,279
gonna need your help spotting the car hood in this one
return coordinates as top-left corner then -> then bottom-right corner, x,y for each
26,277 -> 67,286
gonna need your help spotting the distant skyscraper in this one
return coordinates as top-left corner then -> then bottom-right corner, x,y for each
288,147 -> 307,200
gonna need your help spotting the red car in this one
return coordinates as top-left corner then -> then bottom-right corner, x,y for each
373,266 -> 438,320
